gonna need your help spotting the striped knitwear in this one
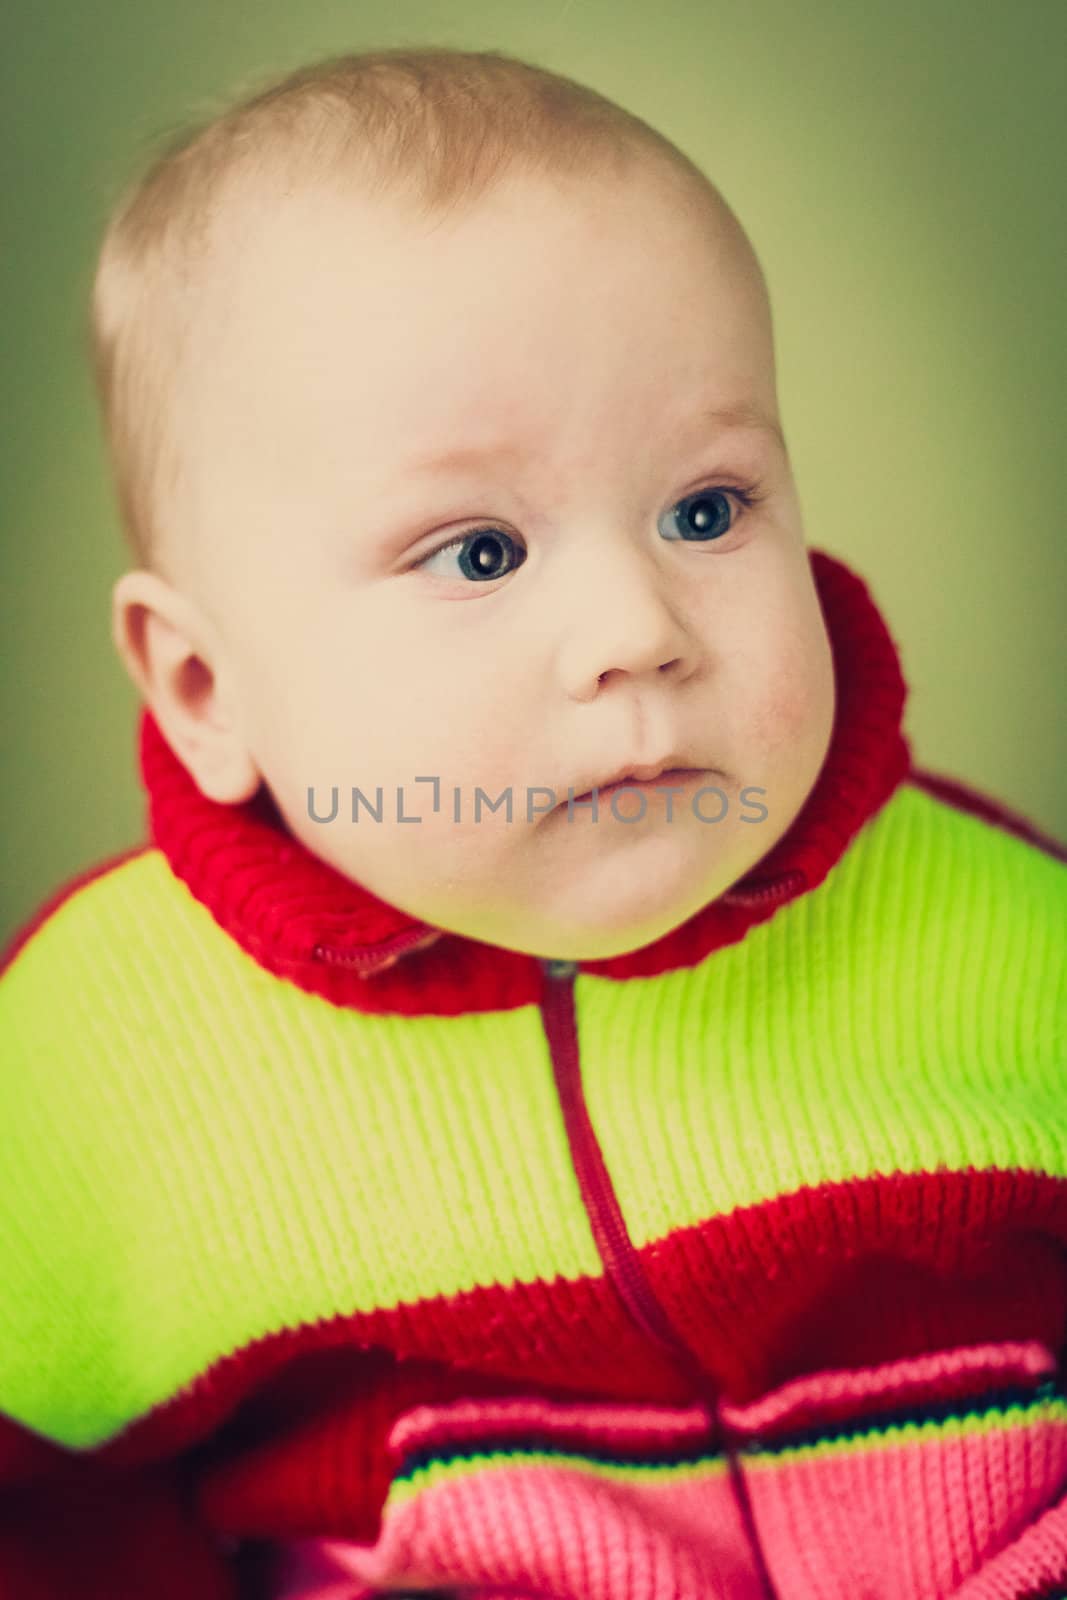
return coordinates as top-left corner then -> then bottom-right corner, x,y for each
1,549 -> 1066,1599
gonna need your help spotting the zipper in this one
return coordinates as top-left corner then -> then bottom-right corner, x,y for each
539,955 -> 780,1600
539,957 -> 716,1378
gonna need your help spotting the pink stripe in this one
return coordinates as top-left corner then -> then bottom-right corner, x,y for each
747,1416 -> 1067,1597
718,1340 -> 1058,1438
271,1410 -> 1067,1599
385,1342 -> 1058,1464
388,1396 -> 711,1463
952,1494 -> 1067,1597
273,1463 -> 758,1599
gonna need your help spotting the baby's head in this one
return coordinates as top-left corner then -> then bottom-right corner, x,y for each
99,47 -> 835,963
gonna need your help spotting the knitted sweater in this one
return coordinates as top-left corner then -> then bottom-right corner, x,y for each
2,549 -> 1066,1600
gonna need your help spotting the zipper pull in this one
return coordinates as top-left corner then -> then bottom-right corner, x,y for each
313,927 -> 442,975
541,957 -> 578,980
721,868 -> 806,906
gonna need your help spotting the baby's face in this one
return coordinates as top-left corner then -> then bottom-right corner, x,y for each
173,161 -> 835,961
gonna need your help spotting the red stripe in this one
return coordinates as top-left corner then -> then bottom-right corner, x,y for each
3,1166 -> 1060,1480
3,1167 -> 1063,1589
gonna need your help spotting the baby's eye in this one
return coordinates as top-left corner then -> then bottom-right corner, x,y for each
658,487 -> 745,544
413,483 -> 758,586
415,526 -> 526,584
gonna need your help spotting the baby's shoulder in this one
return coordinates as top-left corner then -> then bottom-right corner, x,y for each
845,766 -> 1066,982
902,765 -> 1067,868
1,845 -> 171,1035
0,838 -> 374,1125
855,766 -> 1065,898
1,851 -> 158,1011
0,842 -> 278,1092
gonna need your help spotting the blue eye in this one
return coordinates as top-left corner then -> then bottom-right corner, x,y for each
416,526 -> 526,584
659,488 -> 739,543
414,481 -> 761,585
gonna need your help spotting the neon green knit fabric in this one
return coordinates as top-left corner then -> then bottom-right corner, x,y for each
1,778 -> 1064,1452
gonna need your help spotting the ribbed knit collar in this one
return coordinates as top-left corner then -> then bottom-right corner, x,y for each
139,548 -> 912,1014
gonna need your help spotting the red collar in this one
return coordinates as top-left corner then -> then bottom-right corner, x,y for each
139,549 -> 911,1015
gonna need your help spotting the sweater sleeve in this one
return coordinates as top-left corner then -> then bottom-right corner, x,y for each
0,907 -> 246,1599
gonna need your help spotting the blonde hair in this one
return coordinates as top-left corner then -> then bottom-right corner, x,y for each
88,45 -> 734,577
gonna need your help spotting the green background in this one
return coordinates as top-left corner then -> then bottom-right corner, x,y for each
2,0 -> 1065,950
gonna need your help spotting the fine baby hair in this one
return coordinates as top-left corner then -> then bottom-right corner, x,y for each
88,45 -> 749,583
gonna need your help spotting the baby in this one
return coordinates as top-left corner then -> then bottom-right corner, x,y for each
2,44 -> 1066,1600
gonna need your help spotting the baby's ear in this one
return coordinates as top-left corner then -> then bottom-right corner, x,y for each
110,569 -> 261,805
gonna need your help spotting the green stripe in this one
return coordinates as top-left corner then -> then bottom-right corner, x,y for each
580,783 -> 1067,1246
385,1445 -> 730,1510
0,853 -> 599,1446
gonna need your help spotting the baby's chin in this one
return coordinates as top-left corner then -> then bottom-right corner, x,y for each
450,907 -> 696,964
416,847 -> 742,963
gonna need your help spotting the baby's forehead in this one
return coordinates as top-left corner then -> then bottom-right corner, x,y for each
199,145 -> 757,309
173,154 -> 776,503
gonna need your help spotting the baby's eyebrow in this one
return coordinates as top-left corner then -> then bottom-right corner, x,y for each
402,402 -> 783,479
699,404 -> 784,450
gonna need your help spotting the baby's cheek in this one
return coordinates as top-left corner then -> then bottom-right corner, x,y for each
751,630 -> 835,770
